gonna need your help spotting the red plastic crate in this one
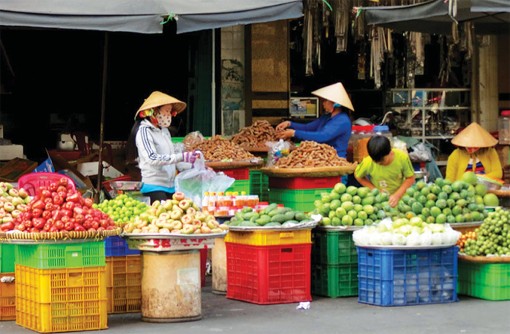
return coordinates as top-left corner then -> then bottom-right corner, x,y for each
219,168 -> 250,180
269,176 -> 340,189
226,242 -> 312,304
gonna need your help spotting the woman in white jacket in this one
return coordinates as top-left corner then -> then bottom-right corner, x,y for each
127,91 -> 200,203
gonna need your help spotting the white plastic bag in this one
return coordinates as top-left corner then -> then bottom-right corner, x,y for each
266,139 -> 291,167
175,158 -> 235,207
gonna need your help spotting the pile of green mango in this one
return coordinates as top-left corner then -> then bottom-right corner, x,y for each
225,203 -> 314,227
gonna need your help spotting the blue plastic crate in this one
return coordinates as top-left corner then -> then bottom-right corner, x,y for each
357,246 -> 458,306
105,236 -> 140,256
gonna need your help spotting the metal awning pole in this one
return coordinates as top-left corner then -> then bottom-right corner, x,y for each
95,32 -> 109,202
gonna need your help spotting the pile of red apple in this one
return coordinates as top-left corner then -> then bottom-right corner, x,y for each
0,177 -> 117,233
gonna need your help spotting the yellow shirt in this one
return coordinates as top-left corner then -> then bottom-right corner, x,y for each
445,148 -> 502,182
354,149 -> 415,194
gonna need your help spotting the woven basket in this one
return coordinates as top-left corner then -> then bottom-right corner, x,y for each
0,228 -> 121,242
488,189 -> 510,197
260,165 -> 356,178
458,253 -> 510,263
206,159 -> 263,169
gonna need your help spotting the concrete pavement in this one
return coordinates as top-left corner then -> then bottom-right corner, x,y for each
2,280 -> 509,334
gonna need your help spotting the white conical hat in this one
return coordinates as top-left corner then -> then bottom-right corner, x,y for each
312,82 -> 354,111
451,122 -> 498,148
134,91 -> 187,119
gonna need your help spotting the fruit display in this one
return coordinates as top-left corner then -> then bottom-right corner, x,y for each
313,183 -> 391,227
2,177 -> 118,233
274,141 -> 356,168
463,207 -> 510,256
0,182 -> 32,231
94,194 -> 149,226
224,203 -> 315,227
122,192 -> 227,234
352,216 -> 461,247
231,120 -> 278,148
457,230 -> 477,252
187,135 -> 256,161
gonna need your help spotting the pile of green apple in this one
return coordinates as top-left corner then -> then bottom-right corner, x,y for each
94,194 -> 149,226
463,206 -> 510,256
313,183 -> 392,227
122,192 -> 227,234
0,182 -> 31,230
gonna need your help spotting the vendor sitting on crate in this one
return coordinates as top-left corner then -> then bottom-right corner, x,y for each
445,122 -> 502,182
354,135 -> 415,207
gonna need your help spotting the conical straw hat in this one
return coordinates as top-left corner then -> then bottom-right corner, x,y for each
451,122 -> 498,148
312,82 -> 354,111
134,91 -> 187,119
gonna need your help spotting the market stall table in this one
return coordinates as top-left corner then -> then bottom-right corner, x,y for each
123,232 -> 227,322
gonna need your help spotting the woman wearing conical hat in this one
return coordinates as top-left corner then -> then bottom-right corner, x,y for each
276,82 -> 353,159
445,122 -> 502,182
126,91 -> 201,203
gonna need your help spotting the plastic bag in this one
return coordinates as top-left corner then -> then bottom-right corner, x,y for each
408,142 -> 433,162
182,131 -> 205,151
175,158 -> 235,207
266,139 -> 291,167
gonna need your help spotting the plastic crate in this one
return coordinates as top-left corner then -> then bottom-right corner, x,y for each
226,179 -> 250,194
18,172 -> 75,196
219,168 -> 250,180
105,236 -> 140,256
0,272 -> 15,321
0,244 -> 15,273
15,241 -> 105,269
311,263 -> 358,298
225,229 -> 311,246
250,169 -> 269,201
106,256 -> 142,314
268,188 -> 331,212
312,230 -> 357,265
269,176 -> 340,189
15,265 -> 107,333
226,242 -> 312,304
357,246 -> 458,306
457,260 -> 510,300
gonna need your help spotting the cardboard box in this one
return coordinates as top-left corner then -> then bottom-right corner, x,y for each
0,144 -> 24,160
77,161 -> 123,178
48,151 -> 94,191
0,158 -> 38,182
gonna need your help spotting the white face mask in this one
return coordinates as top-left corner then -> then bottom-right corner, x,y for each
156,113 -> 172,128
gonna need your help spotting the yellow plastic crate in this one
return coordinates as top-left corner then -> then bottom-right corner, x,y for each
106,256 -> 142,314
225,229 -> 311,246
15,265 -> 107,333
0,272 -> 15,321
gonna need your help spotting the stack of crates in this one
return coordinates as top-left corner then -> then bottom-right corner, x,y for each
357,246 -> 458,306
457,259 -> 510,300
311,229 -> 358,298
249,169 -> 269,202
0,244 -> 16,321
221,168 -> 250,194
104,236 -> 142,314
268,177 -> 339,212
15,241 -> 108,332
225,229 -> 312,304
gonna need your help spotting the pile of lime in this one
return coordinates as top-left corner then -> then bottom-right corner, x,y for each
463,206 -> 510,256
94,194 -> 149,225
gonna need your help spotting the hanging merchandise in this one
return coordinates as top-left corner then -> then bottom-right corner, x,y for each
409,32 -> 424,76
370,26 -> 388,89
333,0 -> 350,53
303,0 -> 315,76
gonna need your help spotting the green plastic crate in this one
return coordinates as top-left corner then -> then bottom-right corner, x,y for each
250,169 -> 269,202
15,241 -> 106,269
226,179 -> 250,194
457,260 -> 510,300
312,230 -> 357,266
268,188 -> 331,212
311,263 -> 358,297
0,244 -> 16,273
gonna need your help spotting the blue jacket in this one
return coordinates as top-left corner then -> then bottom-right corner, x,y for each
290,112 -> 352,158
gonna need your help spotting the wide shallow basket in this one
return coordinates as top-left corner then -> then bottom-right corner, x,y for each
261,165 -> 356,178
458,254 -> 510,263
1,228 -> 121,241
206,159 -> 264,169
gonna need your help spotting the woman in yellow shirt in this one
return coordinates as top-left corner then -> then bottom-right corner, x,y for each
445,122 -> 502,182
